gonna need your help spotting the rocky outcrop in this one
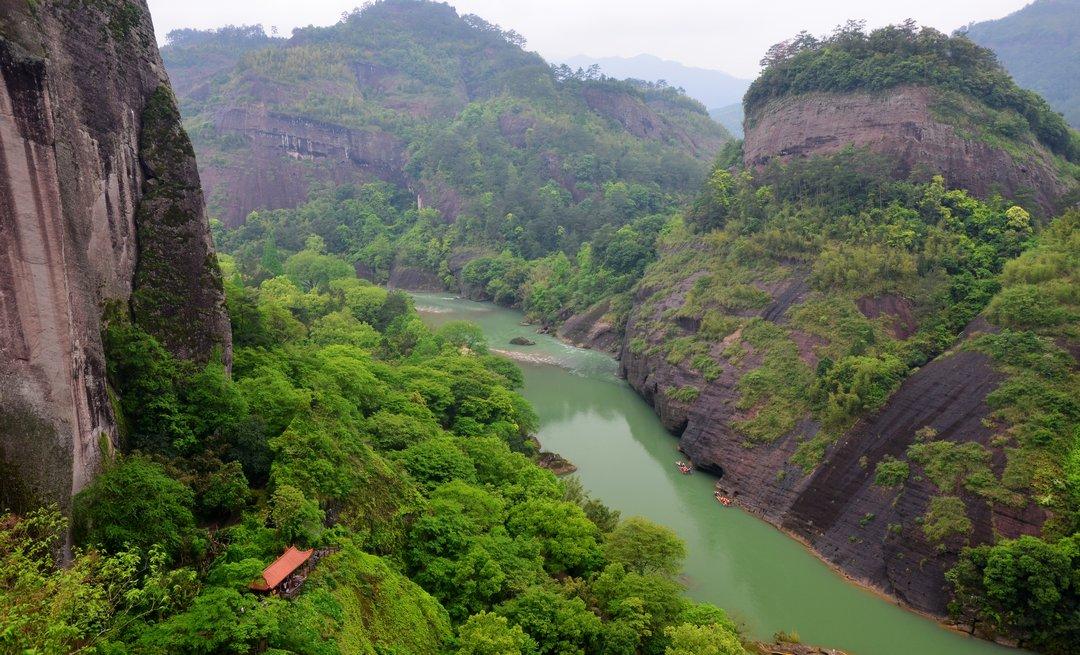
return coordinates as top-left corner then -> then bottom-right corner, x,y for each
619,271 -> 1044,615
200,108 -> 407,226
537,451 -> 577,476
754,643 -> 847,655
582,85 -> 727,158
778,345 -> 1047,613
0,0 -> 230,512
744,86 -> 1073,215
387,264 -> 444,292
558,299 -> 621,353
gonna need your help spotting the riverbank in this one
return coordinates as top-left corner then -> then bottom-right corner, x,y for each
411,292 -> 1021,655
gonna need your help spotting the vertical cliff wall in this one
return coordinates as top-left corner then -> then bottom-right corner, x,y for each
743,86 -> 1074,216
0,0 -> 230,512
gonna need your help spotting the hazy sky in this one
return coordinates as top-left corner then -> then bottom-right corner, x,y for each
146,0 -> 1031,78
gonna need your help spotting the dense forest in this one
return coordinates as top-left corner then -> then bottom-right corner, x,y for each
1,247 -> 756,654
214,179 -> 667,329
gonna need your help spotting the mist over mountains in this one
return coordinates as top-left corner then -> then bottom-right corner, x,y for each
560,53 -> 750,134
964,0 -> 1079,128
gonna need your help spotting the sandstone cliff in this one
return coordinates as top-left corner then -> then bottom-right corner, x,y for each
743,86 -> 1074,215
620,279 -> 1048,616
0,0 -> 230,512
195,108 -> 408,228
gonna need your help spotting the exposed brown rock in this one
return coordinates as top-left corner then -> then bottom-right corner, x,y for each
619,264 -> 1042,615
743,86 -> 1073,215
856,294 -> 917,340
582,84 -> 726,157
753,642 -> 848,655
200,107 -> 407,226
783,350 -> 1013,614
537,451 -> 577,476
0,0 -> 229,511
558,299 -> 621,353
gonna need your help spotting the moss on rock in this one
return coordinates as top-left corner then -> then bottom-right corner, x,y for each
131,84 -> 231,365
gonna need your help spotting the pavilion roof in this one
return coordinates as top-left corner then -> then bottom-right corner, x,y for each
250,546 -> 314,591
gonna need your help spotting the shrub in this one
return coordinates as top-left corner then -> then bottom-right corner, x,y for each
873,456 -> 910,487
398,437 -> 478,491
947,534 -> 1080,653
986,285 -> 1075,330
457,611 -> 538,655
922,495 -> 972,543
73,457 -> 199,559
604,517 -> 687,577
270,484 -> 325,546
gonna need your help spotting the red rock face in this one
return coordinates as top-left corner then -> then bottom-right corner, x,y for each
856,294 -> 917,340
557,299 -> 621,354
200,108 -> 408,227
0,0 -> 229,511
743,86 -> 1072,215
782,350 -> 1012,613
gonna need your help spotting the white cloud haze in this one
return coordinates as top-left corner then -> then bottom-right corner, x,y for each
146,0 -> 1031,78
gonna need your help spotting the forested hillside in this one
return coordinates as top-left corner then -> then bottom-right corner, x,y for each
741,22 -> 1078,217
2,245 -> 758,654
163,0 -> 728,279
164,0 -> 733,337
964,0 -> 1080,129
610,22 -> 1080,652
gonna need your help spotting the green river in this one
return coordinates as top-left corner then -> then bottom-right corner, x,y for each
413,292 -> 1018,655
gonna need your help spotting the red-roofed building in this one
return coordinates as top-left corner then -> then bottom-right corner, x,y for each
250,546 -> 315,595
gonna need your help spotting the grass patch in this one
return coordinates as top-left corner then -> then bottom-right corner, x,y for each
733,320 -> 813,444
666,386 -> 700,403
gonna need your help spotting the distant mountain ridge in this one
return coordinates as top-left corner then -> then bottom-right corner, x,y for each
964,0 -> 1080,128
560,54 -> 751,111
161,2 -> 731,232
708,103 -> 745,138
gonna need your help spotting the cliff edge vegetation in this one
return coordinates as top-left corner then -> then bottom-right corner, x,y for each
742,22 -> 1078,216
